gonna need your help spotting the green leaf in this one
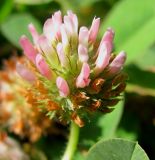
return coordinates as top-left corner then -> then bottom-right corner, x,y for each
100,0 -> 155,64
97,100 -> 124,139
124,44 -> 155,96
0,13 -> 41,48
15,0 -> 53,5
86,138 -> 149,160
124,64 -> 155,96
120,18 -> 155,63
125,64 -> 155,90
135,45 -> 155,69
0,0 -> 13,23
80,99 -> 124,147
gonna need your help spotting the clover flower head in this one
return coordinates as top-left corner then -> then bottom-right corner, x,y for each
18,10 -> 127,127
0,57 -> 56,142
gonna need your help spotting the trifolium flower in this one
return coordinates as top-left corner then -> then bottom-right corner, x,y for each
0,57 -> 58,142
18,10 -> 127,127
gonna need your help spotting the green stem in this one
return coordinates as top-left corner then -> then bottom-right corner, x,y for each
62,121 -> 80,160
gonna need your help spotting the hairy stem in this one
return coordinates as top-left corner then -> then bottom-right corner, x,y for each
62,121 -> 80,160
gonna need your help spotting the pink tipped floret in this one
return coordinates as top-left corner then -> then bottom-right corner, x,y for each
56,77 -> 70,97
19,35 -> 37,63
76,63 -> 91,88
35,54 -> 52,79
89,17 -> 100,43
16,62 -> 36,83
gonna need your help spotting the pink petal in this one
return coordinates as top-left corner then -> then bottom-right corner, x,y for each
56,43 -> 66,66
102,28 -> 114,42
38,35 -> 59,66
78,44 -> 88,62
52,10 -> 62,24
95,42 -> 111,74
64,15 -> 74,35
107,51 -> 126,76
76,63 -> 91,88
89,17 -> 100,43
16,62 -> 36,82
64,10 -> 78,36
56,77 -> 70,97
19,35 -> 37,63
79,26 -> 89,47
67,10 -> 78,33
60,24 -> 69,48
38,35 -> 53,55
99,28 -> 114,53
35,54 -> 52,79
52,11 -> 62,39
43,18 -> 55,42
28,23 -> 39,45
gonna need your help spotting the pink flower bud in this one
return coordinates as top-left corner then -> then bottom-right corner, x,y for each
28,23 -> 39,45
52,11 -> 62,39
19,35 -> 37,64
43,18 -> 54,42
38,35 -> 53,55
52,10 -> 62,25
56,77 -> 70,97
67,10 -> 78,33
79,26 -> 89,47
56,43 -> 66,67
76,63 -> 91,88
102,28 -> 114,42
16,62 -> 36,82
61,24 -> 69,48
64,15 -> 74,35
38,35 -> 59,68
89,17 -> 100,43
78,44 -> 88,63
35,54 -> 52,79
64,10 -> 78,35
99,28 -> 114,53
107,51 -> 126,76
95,42 -> 111,74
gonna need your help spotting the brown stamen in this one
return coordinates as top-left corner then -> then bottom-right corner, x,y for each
46,100 -> 60,111
90,78 -> 105,93
71,113 -> 84,127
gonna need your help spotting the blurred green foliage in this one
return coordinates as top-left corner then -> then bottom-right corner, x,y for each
100,0 -> 155,64
15,0 -> 53,5
0,0 -> 155,159
1,13 -> 41,47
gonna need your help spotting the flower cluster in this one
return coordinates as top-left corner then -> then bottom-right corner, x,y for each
18,10 -> 127,127
0,57 -> 58,142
